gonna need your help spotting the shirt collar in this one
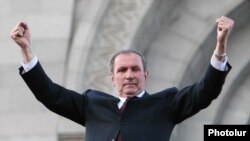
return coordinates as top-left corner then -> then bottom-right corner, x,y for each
117,91 -> 145,109
118,90 -> 145,102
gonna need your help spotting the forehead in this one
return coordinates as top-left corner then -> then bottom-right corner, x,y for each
114,53 -> 143,68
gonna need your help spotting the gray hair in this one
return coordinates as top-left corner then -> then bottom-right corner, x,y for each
110,49 -> 147,73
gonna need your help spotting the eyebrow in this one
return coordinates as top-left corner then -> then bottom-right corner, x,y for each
116,65 -> 141,70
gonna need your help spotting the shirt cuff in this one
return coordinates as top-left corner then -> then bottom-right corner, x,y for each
20,56 -> 38,72
210,54 -> 228,71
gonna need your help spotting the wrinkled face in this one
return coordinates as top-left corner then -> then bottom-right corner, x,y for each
111,53 -> 148,97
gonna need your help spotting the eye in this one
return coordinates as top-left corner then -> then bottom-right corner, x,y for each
117,67 -> 127,73
132,66 -> 141,72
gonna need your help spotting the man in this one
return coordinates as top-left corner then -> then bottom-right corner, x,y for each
10,16 -> 234,141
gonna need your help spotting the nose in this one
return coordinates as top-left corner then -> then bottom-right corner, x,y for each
125,70 -> 135,80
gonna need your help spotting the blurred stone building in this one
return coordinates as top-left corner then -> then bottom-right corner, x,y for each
0,0 -> 249,141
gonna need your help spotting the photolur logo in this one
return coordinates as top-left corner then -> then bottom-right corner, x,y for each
204,125 -> 249,141
208,129 -> 247,136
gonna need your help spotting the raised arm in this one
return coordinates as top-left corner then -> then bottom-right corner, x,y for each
10,22 -> 86,125
172,16 -> 234,123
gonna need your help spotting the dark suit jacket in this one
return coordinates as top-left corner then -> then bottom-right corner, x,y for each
19,62 -> 231,141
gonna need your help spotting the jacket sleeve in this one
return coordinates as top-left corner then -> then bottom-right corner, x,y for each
19,62 -> 87,126
171,63 -> 231,123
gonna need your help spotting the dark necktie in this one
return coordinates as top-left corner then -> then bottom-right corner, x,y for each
116,97 -> 131,141
120,97 -> 130,113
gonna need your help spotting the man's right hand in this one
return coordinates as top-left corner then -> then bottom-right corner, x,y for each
10,21 -> 34,63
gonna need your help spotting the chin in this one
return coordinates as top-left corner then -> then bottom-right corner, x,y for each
124,90 -> 139,96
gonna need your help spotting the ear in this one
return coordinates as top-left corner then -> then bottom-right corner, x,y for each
111,73 -> 115,87
144,70 -> 149,79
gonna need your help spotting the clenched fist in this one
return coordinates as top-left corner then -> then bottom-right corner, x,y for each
10,21 -> 34,63
214,16 -> 235,59
216,16 -> 234,45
